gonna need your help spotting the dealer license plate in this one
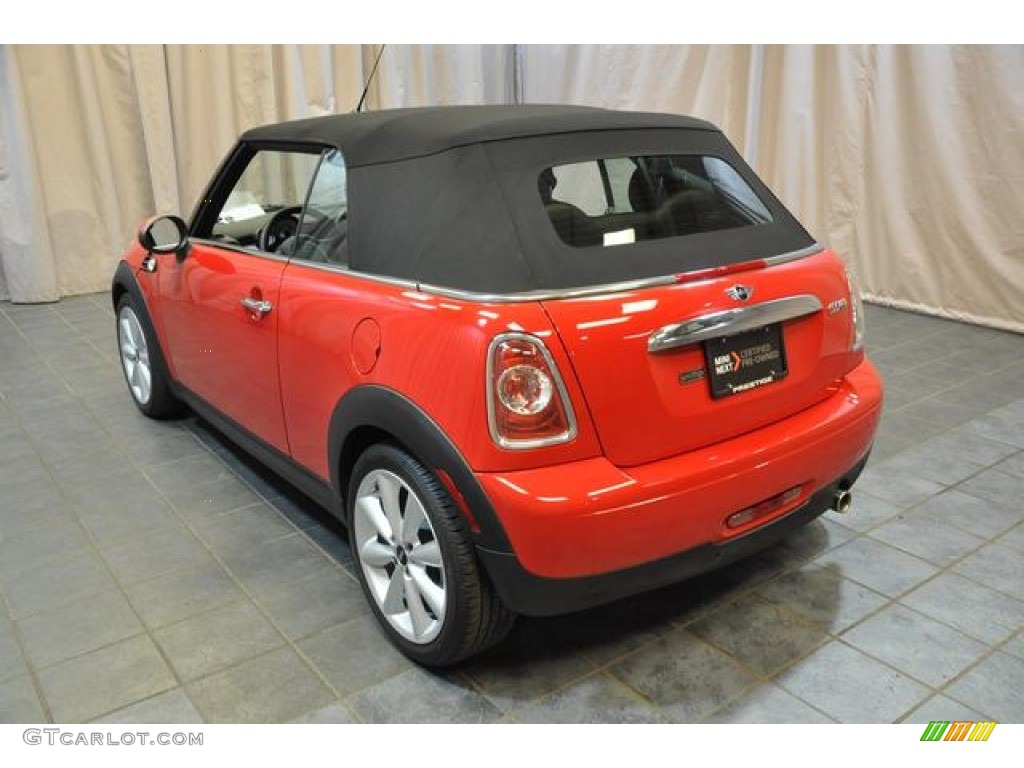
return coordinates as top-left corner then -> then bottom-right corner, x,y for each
704,323 -> 788,399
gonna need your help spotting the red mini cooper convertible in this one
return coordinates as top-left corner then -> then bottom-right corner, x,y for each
113,105 -> 883,665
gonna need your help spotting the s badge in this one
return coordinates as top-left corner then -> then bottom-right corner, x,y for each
827,298 -> 848,314
678,368 -> 707,385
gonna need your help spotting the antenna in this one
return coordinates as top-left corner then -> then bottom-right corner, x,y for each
355,45 -> 386,113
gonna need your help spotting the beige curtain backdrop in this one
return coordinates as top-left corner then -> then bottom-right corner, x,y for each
523,44 -> 1024,332
0,44 -> 510,303
1,44 -> 1021,333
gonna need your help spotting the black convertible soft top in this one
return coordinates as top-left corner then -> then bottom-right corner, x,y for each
238,106 -> 815,294
241,105 -> 718,168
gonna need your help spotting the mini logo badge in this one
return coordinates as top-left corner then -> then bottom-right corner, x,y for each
726,284 -> 754,301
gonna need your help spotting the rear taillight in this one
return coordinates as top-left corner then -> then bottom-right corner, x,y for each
844,264 -> 866,351
487,332 -> 577,449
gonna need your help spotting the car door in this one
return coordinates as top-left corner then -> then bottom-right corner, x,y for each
276,148 -> 364,478
157,146 -> 321,454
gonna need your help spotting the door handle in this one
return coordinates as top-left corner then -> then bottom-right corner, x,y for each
240,297 -> 273,318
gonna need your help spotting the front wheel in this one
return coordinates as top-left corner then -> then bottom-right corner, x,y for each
348,443 -> 515,666
115,294 -> 181,419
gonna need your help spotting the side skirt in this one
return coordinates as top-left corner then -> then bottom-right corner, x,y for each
171,383 -> 342,520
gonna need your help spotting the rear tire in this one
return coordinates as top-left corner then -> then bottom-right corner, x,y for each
348,443 -> 515,666
115,293 -> 181,419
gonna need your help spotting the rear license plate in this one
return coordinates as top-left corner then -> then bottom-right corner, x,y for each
704,323 -> 788,398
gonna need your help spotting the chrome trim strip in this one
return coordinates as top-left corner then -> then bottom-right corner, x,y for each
190,243 -> 424,291
647,294 -> 823,353
418,242 -> 825,304
189,238 -> 824,304
285,258 -> 422,290
763,242 -> 825,267
190,238 -> 292,264
485,332 -> 579,450
420,275 -> 679,304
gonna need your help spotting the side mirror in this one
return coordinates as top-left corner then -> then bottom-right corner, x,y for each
138,215 -> 190,258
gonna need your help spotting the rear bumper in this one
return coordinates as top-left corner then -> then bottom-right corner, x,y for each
474,358 -> 883,613
479,458 -> 867,616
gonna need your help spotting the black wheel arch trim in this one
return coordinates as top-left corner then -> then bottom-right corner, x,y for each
111,260 -> 176,395
111,260 -> 145,310
328,385 -> 512,552
112,260 -> 165,349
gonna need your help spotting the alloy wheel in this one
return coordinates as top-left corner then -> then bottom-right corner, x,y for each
118,305 -> 152,406
353,469 -> 447,644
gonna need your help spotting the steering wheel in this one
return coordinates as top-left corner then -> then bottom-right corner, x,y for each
257,206 -> 303,253
258,206 -> 347,261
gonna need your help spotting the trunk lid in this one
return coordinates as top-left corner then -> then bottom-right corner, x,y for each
542,249 -> 861,467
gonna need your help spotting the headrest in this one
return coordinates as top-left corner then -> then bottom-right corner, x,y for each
628,169 -> 656,212
538,168 -> 558,204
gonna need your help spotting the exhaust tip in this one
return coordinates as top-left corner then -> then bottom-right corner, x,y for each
831,489 -> 853,514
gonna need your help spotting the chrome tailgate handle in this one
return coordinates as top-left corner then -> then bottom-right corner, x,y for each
647,295 -> 822,353
240,297 -> 273,317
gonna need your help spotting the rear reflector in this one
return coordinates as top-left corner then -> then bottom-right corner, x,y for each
435,468 -> 480,533
726,485 -> 803,530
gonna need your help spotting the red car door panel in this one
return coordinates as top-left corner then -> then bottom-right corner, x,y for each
276,262 -> 363,480
157,242 -> 289,453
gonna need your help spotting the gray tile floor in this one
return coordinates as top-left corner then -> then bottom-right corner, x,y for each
1,294 -> 1022,724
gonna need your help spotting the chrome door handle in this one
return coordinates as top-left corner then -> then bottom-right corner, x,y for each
240,297 -> 273,317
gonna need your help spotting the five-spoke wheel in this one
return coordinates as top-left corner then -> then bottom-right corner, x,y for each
115,294 -> 180,419
353,469 -> 447,644
118,304 -> 153,406
348,444 -> 515,666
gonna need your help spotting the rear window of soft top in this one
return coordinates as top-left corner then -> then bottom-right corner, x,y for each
539,154 -> 773,249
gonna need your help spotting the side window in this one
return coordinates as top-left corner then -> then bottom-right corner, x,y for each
206,149 -> 320,252
292,149 -> 349,266
548,161 -> 606,216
